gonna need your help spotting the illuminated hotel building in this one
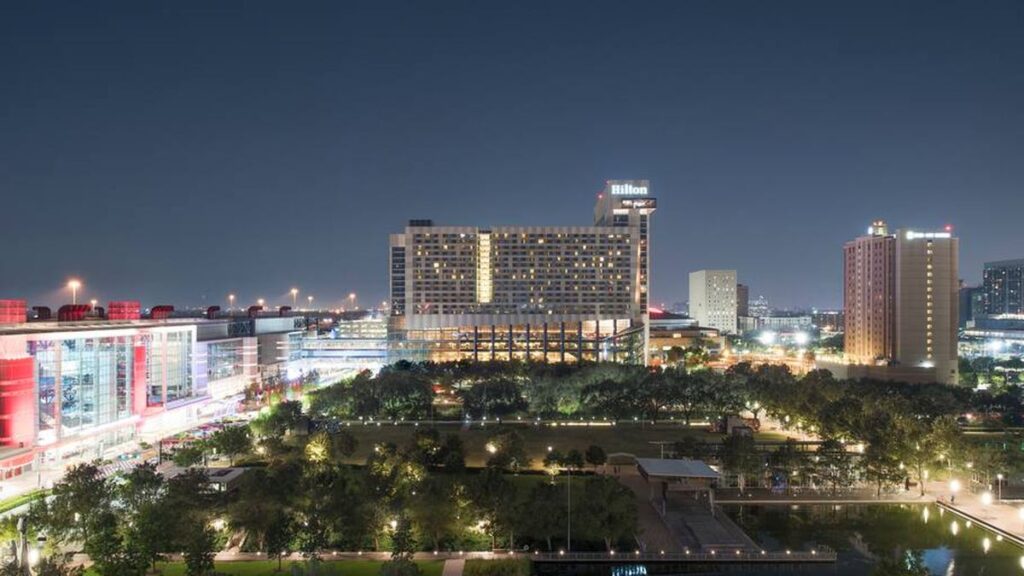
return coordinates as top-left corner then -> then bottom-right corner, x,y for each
0,300 -> 306,479
388,180 -> 655,363
835,220 -> 959,384
688,270 -> 738,334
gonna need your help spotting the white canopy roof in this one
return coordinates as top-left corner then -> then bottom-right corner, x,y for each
636,458 -> 720,480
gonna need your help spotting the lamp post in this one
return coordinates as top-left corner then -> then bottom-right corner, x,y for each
349,292 -> 357,310
257,298 -> 265,308
228,293 -> 235,310
67,279 -> 81,305
291,288 -> 299,307
997,473 -> 1004,502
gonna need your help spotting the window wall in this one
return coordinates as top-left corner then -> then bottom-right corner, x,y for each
30,334 -> 134,445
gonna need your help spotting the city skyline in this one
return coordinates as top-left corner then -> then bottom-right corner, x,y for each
2,1 -> 1023,309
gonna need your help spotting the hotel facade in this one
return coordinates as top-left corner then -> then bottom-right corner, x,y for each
827,220 -> 959,385
388,180 -> 655,363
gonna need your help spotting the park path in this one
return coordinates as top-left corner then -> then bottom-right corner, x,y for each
927,480 -> 1024,546
442,558 -> 465,576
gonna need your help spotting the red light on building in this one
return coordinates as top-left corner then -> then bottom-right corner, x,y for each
108,300 -> 141,320
0,300 -> 26,324
150,305 -> 174,320
57,304 -> 91,322
0,357 -> 36,447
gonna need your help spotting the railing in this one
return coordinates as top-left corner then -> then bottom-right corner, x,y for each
530,547 -> 836,563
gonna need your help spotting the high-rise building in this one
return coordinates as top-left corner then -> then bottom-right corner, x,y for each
840,220 -> 959,384
388,180 -> 655,363
958,282 -> 983,328
982,259 -> 1024,316
736,283 -> 750,317
688,270 -> 738,334
748,295 -> 771,318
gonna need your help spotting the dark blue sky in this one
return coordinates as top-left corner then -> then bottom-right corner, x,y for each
2,1 -> 1022,310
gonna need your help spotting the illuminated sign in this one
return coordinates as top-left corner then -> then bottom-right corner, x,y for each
905,231 -> 951,240
607,180 -> 649,196
620,198 -> 656,209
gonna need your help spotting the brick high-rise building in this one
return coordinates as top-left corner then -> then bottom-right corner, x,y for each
841,220 -> 959,384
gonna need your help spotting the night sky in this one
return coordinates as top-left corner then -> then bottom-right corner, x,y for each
2,1 -> 1022,311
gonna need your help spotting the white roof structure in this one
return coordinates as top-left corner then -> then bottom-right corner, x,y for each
636,458 -> 720,480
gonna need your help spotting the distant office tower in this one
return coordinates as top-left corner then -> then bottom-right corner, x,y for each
689,270 -> 738,334
982,259 -> 1024,315
748,294 -> 771,318
388,180 -> 655,363
736,283 -> 750,317
842,220 -> 959,384
958,282 -> 983,328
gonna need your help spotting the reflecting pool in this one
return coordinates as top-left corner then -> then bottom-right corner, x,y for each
722,503 -> 1024,575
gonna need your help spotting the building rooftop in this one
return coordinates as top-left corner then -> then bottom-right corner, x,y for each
636,457 -> 720,479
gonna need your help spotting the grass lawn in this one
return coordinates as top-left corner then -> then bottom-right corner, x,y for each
0,489 -> 48,515
337,422 -> 791,468
132,560 -> 445,576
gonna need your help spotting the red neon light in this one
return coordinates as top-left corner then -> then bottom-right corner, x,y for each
0,357 -> 36,447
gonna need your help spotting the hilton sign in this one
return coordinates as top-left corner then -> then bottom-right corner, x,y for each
608,181 -> 649,196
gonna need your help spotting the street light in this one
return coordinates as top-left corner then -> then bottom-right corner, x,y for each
67,279 -> 82,305
257,298 -> 265,307
307,295 -> 314,309
228,294 -> 235,310
90,299 -> 98,309
997,474 -> 1004,501
349,292 -> 357,309
291,288 -> 299,306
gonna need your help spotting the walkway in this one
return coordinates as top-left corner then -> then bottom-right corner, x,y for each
927,480 -> 1024,546
442,559 -> 465,576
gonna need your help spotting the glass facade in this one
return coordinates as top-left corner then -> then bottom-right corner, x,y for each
146,330 -> 194,405
31,335 -> 135,445
207,339 -> 244,381
21,326 -> 197,446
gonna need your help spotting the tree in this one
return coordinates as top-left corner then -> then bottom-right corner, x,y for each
584,445 -> 607,469
469,468 -> 517,549
41,462 -> 112,546
209,425 -> 252,465
182,521 -> 217,576
862,440 -> 905,497
816,438 -> 854,494
381,516 -> 420,576
563,449 -> 585,471
409,476 -> 461,551
719,435 -> 761,493
521,482 -> 564,551
484,429 -> 529,472
574,478 -> 637,551
264,510 -> 294,572
85,509 -> 149,576
172,443 -> 206,468
460,378 -> 527,419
